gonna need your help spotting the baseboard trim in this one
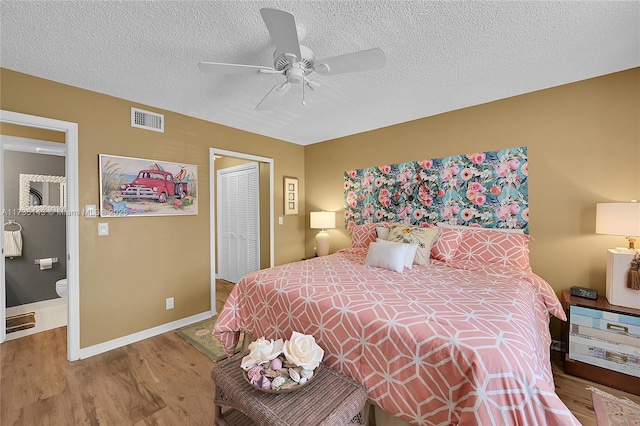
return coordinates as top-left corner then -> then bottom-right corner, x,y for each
78,311 -> 212,360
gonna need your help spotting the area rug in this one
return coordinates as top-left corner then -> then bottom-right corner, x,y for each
6,311 -> 35,333
589,386 -> 640,426
177,317 -> 243,362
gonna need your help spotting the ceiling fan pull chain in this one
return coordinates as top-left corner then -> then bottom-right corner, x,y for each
302,79 -> 306,106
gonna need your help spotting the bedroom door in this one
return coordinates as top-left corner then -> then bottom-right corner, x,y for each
217,162 -> 260,283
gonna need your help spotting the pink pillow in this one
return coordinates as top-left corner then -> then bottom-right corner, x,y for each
431,227 -> 464,261
350,222 -> 391,248
452,228 -> 532,270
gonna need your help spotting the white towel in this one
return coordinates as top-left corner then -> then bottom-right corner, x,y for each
4,230 -> 23,257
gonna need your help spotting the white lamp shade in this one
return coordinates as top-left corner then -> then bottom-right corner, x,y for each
310,211 -> 335,230
596,202 -> 640,236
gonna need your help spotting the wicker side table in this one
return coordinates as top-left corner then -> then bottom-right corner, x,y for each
211,350 -> 367,426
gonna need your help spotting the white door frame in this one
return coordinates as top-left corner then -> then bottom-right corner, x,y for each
209,148 -> 274,315
0,110 -> 80,361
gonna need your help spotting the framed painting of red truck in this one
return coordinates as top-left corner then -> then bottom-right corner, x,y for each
99,154 -> 198,217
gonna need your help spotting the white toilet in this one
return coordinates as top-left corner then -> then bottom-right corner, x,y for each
56,278 -> 68,298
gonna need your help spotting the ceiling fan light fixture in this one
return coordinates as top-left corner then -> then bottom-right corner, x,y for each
286,66 -> 306,84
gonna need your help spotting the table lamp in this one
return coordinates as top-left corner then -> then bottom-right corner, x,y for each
310,211 -> 335,256
596,201 -> 640,250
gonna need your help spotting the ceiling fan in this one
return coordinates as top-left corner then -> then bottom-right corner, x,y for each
198,8 -> 386,110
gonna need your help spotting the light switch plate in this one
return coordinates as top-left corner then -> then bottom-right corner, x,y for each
98,223 -> 109,236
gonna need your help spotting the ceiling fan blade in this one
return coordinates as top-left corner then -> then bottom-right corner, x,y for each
303,78 -> 347,106
260,8 -> 301,62
198,62 -> 276,75
256,82 -> 291,111
304,77 -> 341,94
313,47 -> 386,75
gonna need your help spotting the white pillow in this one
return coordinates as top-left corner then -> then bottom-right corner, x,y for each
376,238 -> 418,269
376,226 -> 390,240
365,242 -> 407,273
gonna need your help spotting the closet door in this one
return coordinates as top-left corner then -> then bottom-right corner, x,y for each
217,162 -> 260,284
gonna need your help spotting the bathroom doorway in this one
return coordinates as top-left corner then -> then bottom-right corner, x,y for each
0,111 -> 80,361
2,135 -> 67,340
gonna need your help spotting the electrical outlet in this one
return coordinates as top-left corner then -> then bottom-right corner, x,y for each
97,222 -> 109,236
166,297 -> 174,310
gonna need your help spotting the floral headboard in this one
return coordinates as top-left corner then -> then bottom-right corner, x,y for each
344,146 -> 529,233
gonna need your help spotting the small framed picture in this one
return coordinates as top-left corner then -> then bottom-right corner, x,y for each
283,176 -> 298,215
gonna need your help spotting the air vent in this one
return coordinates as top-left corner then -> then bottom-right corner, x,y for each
131,107 -> 164,132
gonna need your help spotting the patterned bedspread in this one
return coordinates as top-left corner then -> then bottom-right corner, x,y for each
214,248 -> 579,425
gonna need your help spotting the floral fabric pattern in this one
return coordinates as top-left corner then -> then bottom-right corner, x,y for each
386,225 -> 441,266
344,147 -> 529,233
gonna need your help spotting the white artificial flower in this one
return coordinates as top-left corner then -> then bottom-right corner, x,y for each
240,337 -> 284,370
283,331 -> 324,371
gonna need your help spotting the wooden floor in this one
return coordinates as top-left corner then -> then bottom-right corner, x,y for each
1,279 -> 638,425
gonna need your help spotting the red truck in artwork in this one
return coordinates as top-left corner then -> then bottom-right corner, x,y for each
120,169 -> 188,203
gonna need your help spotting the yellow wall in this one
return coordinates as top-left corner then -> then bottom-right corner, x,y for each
0,68 -> 306,348
0,123 -> 65,143
304,69 -> 640,315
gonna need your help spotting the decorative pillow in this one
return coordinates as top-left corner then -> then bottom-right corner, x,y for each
351,222 -> 392,248
431,226 -> 464,262
451,227 -> 532,270
386,225 -> 441,266
376,226 -> 390,240
364,242 -> 407,273
376,238 -> 418,269
436,222 -> 525,234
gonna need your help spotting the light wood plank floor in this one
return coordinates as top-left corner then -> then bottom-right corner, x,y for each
2,279 -> 639,425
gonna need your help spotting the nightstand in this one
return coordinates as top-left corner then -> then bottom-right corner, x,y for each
561,289 -> 640,396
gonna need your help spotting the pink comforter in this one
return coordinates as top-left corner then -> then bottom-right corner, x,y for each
214,248 -> 579,425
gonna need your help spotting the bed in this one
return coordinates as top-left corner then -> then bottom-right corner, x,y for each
214,223 -> 580,426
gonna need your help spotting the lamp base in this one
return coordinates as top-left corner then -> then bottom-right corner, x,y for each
315,231 -> 330,257
606,249 -> 640,309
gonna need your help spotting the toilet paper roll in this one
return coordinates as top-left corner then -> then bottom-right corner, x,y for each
39,258 -> 53,270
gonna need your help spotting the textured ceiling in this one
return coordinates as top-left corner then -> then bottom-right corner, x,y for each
1,1 -> 638,145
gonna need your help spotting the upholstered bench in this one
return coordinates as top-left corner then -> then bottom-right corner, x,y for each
211,350 -> 367,426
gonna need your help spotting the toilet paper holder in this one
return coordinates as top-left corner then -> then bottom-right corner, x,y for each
34,257 -> 58,265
